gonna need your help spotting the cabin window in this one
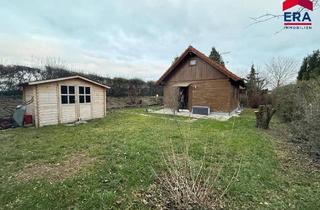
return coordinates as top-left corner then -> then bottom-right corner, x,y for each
79,86 -> 91,103
190,59 -> 197,66
61,85 -> 75,104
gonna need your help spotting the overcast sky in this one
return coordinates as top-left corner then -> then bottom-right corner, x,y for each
0,0 -> 319,81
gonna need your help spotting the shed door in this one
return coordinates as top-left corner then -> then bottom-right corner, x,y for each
60,85 -> 77,123
78,86 -> 92,120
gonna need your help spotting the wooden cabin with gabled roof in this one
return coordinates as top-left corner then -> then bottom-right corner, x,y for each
156,46 -> 244,114
21,75 -> 110,127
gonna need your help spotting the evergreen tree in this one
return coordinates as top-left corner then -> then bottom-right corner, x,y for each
246,64 -> 257,96
245,64 -> 267,96
298,50 -> 320,80
245,64 -> 268,108
208,47 -> 225,66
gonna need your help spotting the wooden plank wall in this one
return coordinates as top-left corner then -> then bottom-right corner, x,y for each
164,80 -> 234,113
163,55 -> 239,113
23,78 -> 107,127
91,86 -> 105,119
37,83 -> 59,126
165,56 -> 227,83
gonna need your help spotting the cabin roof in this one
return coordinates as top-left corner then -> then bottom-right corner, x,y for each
21,75 -> 111,89
156,46 -> 242,85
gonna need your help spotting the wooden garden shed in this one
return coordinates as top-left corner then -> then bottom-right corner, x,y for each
156,46 -> 244,113
21,76 -> 110,127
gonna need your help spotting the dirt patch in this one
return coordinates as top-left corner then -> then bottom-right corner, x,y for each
15,152 -> 95,182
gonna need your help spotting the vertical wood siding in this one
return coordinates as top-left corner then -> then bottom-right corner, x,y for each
165,56 -> 227,83
163,56 -> 239,112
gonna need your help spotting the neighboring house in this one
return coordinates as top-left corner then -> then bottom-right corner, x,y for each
156,46 -> 244,113
21,76 -> 110,127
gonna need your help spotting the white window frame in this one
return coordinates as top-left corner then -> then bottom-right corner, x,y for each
60,85 -> 76,104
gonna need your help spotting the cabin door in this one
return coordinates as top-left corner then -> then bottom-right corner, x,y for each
178,87 -> 189,110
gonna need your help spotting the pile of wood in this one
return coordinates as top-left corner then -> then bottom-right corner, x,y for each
0,117 -> 14,130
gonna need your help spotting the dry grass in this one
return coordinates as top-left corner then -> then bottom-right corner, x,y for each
139,145 -> 241,210
15,152 -> 95,182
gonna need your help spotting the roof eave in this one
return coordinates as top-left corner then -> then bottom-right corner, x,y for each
21,75 -> 111,89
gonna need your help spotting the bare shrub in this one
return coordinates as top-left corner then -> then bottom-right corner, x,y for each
273,78 -> 320,159
288,79 -> 320,158
248,94 -> 271,108
142,145 -> 241,210
239,93 -> 248,107
272,84 -> 303,123
167,87 -> 179,115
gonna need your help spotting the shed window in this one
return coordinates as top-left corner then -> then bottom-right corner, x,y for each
69,86 -> 75,94
61,86 -> 68,94
85,87 -> 90,94
79,86 -> 84,94
60,85 -> 76,104
79,86 -> 91,103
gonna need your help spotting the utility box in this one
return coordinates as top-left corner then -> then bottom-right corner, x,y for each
192,106 -> 210,115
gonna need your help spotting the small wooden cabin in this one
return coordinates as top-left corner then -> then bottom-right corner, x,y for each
21,76 -> 110,127
156,46 -> 244,113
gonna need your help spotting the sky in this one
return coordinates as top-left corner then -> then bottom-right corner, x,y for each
0,0 -> 319,81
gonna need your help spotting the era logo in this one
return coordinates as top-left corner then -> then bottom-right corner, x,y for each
284,12 -> 311,22
282,0 -> 313,27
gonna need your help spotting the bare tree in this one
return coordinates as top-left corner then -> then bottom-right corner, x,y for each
167,87 -> 179,115
265,57 -> 297,89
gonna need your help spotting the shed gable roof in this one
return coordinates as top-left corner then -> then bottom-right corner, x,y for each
156,46 -> 242,85
23,75 -> 110,89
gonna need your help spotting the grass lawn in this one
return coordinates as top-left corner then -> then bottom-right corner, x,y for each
0,108 -> 319,209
